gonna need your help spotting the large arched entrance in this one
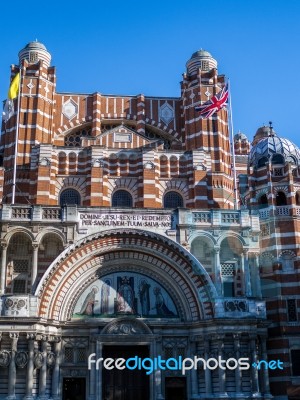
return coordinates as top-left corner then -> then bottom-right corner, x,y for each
35,229 -> 217,399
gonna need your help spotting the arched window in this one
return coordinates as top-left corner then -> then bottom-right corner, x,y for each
8,233 -> 32,294
60,189 -> 81,206
257,157 -> 268,168
296,192 -> 300,206
276,191 -> 287,206
163,191 -> 184,208
272,154 -> 284,164
259,194 -> 268,208
112,190 -> 133,207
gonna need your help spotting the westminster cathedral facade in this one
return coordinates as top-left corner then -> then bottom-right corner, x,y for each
0,41 -> 299,400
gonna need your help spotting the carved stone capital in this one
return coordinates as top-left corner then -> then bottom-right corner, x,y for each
40,334 -> 48,342
9,332 -> 19,340
233,333 -> 241,341
0,241 -> 8,250
32,242 -> 39,250
26,333 -> 36,341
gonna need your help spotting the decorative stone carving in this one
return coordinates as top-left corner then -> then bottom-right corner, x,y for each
38,157 -> 51,166
34,352 -> 44,369
15,351 -> 28,368
144,161 -> 155,169
0,350 -> 11,367
62,99 -> 78,120
92,158 -> 104,167
143,161 -> 155,170
159,102 -> 174,125
224,299 -> 248,313
3,297 -> 28,317
107,322 -> 140,335
102,318 -> 152,335
47,352 -> 56,368
194,163 -> 207,171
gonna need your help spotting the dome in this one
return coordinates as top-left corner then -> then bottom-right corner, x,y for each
234,132 -> 248,142
191,50 -> 212,59
24,41 -> 47,51
249,133 -> 300,168
252,125 -> 276,146
18,40 -> 51,67
186,48 -> 217,76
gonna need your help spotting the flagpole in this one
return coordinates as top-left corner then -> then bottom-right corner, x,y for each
11,67 -> 22,205
228,79 -> 239,210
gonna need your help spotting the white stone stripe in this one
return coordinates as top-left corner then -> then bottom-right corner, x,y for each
187,130 -> 229,140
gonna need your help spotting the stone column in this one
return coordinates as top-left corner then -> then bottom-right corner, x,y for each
204,338 -> 212,396
243,250 -> 252,297
214,247 -> 222,295
51,337 -> 62,400
89,339 -> 96,400
31,243 -> 39,293
216,335 -> 226,396
154,337 -> 163,400
233,334 -> 242,396
95,341 -> 103,399
190,338 -> 199,399
254,253 -> 262,298
7,332 -> 19,400
261,336 -> 271,397
38,336 -> 48,400
250,336 -> 260,395
24,334 -> 35,400
0,242 -> 7,294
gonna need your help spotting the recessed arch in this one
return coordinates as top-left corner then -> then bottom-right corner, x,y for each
217,231 -> 247,247
163,191 -> 184,208
59,188 -> 81,206
36,229 -> 218,322
112,189 -> 133,207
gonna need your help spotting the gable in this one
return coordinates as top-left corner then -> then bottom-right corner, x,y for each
95,125 -> 163,149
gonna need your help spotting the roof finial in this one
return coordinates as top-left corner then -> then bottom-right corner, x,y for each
269,121 -> 274,137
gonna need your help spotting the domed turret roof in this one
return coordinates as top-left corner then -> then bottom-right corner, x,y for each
234,132 -> 248,141
18,40 -> 51,67
186,48 -> 217,75
249,128 -> 300,167
191,49 -> 212,59
24,41 -> 47,51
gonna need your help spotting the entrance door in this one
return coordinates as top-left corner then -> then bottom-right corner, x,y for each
62,378 -> 86,400
102,345 -> 150,400
165,377 -> 187,400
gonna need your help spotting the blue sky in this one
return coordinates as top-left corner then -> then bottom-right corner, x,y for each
1,0 -> 300,145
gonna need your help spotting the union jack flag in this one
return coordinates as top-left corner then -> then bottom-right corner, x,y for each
195,83 -> 229,118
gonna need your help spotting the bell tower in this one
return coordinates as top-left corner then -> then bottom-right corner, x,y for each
181,50 -> 234,208
1,41 -> 56,203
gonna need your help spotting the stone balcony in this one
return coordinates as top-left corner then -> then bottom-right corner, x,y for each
258,205 -> 300,219
0,205 -> 261,234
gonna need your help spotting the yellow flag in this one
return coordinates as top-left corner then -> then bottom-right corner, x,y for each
8,72 -> 20,100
